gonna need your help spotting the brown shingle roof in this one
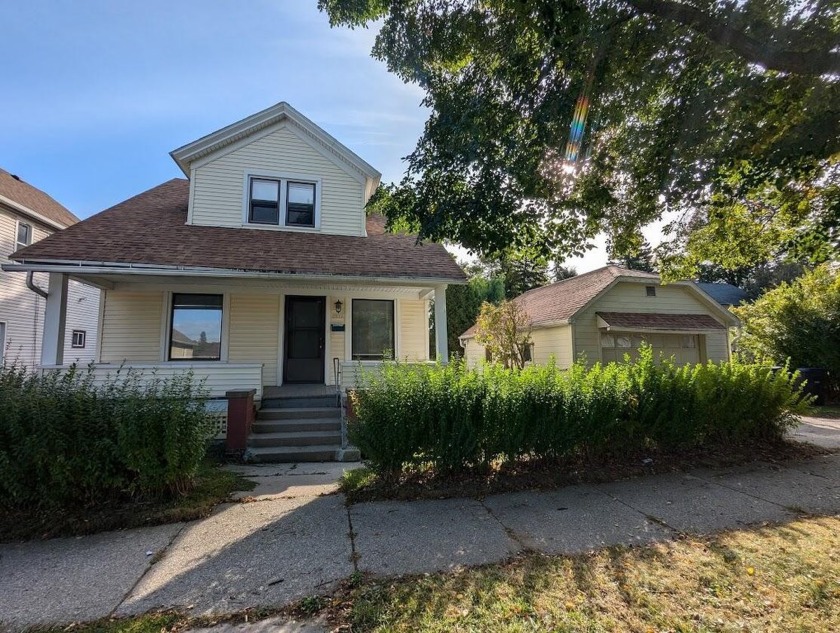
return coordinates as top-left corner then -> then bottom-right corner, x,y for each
597,312 -> 725,331
460,266 -> 660,338
0,168 -> 79,228
11,178 -> 466,282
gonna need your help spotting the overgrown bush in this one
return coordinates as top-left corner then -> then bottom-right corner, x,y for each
0,365 -> 215,508
349,348 -> 809,475
733,264 -> 840,396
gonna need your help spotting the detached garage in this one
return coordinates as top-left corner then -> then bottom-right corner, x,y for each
460,266 -> 739,368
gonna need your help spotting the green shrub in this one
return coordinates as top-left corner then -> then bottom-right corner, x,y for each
349,348 -> 809,476
733,264 -> 840,396
0,365 -> 215,508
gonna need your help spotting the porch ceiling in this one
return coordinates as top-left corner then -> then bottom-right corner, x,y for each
67,271 -> 437,298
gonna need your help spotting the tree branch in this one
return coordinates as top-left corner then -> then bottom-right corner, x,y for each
624,0 -> 840,76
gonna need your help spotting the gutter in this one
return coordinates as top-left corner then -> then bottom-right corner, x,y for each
25,271 -> 48,299
3,260 -> 467,287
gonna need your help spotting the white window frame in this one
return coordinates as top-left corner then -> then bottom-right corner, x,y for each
242,171 -> 322,231
0,321 -> 6,364
15,220 -> 33,250
71,329 -> 86,349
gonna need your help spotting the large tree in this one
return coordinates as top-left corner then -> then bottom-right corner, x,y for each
321,0 -> 839,275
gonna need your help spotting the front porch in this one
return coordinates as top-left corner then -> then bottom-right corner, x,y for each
34,271 -> 452,394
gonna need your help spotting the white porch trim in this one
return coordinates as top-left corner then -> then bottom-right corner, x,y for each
434,284 -> 448,363
41,272 -> 68,366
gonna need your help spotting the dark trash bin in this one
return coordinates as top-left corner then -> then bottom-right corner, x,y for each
795,367 -> 828,406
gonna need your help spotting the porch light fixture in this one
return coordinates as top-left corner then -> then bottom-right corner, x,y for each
334,299 -> 343,315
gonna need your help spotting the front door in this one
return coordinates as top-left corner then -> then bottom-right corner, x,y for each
284,296 -> 325,383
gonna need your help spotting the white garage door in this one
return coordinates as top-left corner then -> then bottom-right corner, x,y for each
601,332 -> 701,365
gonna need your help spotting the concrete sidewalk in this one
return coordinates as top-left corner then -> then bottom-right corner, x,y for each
2,432 -> 839,632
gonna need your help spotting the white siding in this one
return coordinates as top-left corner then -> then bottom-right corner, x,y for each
398,299 -> 430,362
99,290 -> 164,363
190,122 -> 366,236
530,324 -> 574,368
1,205 -> 100,367
227,293 -> 280,385
0,207 -> 48,367
573,281 -> 731,365
462,337 -> 485,368
63,280 -> 100,365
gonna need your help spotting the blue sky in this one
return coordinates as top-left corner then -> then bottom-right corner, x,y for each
1,0 -> 632,272
0,1 -> 425,218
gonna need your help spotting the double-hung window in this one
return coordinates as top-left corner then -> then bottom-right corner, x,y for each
169,293 -> 223,361
352,299 -> 395,360
249,179 -> 281,225
16,222 -> 32,250
247,176 -> 316,228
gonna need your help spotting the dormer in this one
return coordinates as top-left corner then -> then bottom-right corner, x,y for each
170,102 -> 381,237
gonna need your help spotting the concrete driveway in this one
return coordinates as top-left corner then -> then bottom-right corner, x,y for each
1,419 -> 839,632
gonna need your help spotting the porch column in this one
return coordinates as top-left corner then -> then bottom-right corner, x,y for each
40,272 -> 68,366
434,284 -> 449,363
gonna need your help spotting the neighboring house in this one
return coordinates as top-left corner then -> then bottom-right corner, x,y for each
461,266 -> 739,368
0,169 -> 100,367
4,102 -> 465,400
695,282 -> 748,309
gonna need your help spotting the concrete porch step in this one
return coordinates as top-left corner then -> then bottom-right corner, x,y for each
245,445 -> 360,463
251,418 -> 342,433
248,430 -> 342,447
257,407 -> 341,420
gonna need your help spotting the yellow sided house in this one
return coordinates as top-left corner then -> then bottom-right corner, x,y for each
4,102 -> 466,461
461,266 -> 739,368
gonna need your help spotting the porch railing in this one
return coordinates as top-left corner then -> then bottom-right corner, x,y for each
38,362 -> 265,401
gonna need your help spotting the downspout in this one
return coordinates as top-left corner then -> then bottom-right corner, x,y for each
26,272 -> 48,367
26,271 -> 48,299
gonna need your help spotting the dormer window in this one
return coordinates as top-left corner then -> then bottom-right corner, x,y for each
249,178 -> 281,225
246,175 -> 318,229
286,182 -> 315,227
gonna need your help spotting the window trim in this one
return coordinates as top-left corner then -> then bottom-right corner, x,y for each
285,181 -> 316,227
71,329 -> 86,349
645,285 -> 657,297
167,292 -> 224,362
351,298 -> 395,361
248,177 -> 281,225
242,171 -> 321,231
15,220 -> 32,251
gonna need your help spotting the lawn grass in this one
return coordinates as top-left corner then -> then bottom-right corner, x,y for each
0,460 -> 255,543
340,440 -> 829,504
810,405 -> 840,419
340,516 -> 840,632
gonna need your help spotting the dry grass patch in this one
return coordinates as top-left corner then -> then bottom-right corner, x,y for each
342,516 -> 840,632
